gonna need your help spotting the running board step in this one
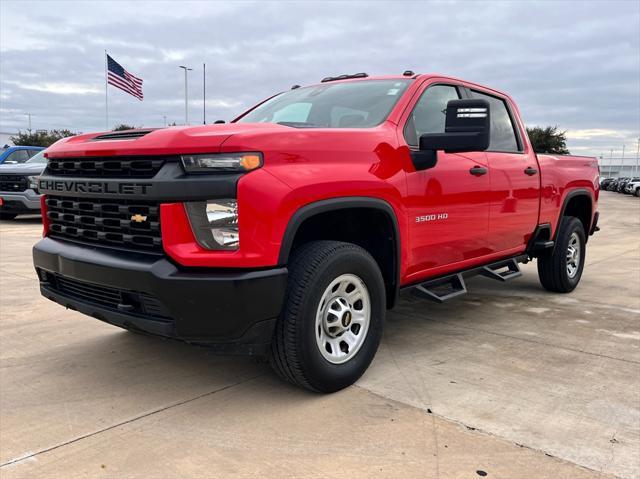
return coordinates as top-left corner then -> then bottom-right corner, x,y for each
412,273 -> 467,303
479,258 -> 522,282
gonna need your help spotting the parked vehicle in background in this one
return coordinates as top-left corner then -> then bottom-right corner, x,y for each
624,178 -> 640,196
607,178 -> 622,191
0,145 -> 45,165
0,149 -> 47,220
600,178 -> 613,190
616,178 -> 630,192
32,73 -> 600,392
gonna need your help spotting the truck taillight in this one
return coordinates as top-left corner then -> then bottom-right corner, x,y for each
41,195 -> 50,237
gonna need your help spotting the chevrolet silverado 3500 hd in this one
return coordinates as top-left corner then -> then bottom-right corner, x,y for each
33,72 -> 599,392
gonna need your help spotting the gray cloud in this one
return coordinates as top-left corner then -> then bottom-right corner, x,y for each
1,0 -> 638,158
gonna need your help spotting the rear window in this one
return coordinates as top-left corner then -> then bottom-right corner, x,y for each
470,90 -> 521,152
237,79 -> 412,128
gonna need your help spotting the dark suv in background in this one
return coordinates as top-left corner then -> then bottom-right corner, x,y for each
0,149 -> 47,220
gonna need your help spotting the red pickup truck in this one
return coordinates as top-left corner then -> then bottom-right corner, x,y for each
33,72 -> 599,392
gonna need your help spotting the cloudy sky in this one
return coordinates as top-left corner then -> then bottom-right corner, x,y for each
1,0 -> 639,159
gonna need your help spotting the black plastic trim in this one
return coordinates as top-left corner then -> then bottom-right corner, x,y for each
526,223 -> 553,256
278,197 -> 400,308
402,254 -> 529,291
590,211 -> 600,235
556,188 -> 594,239
38,162 -> 242,201
33,237 -> 287,349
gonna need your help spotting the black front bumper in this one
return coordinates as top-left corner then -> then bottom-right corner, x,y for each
33,238 -> 287,355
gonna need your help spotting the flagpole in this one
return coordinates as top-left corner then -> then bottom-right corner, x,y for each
104,50 -> 109,131
203,62 -> 206,125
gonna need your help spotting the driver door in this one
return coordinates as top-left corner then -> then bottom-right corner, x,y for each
401,83 -> 492,280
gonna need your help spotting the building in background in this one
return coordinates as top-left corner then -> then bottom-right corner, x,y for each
0,131 -> 18,147
599,158 -> 640,178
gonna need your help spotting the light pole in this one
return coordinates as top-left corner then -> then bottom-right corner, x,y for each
609,149 -> 614,178
179,65 -> 193,125
26,113 -> 32,132
635,138 -> 640,176
621,144 -> 626,177
163,115 -> 167,127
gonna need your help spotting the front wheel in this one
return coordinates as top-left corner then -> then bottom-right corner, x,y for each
537,216 -> 586,293
270,240 -> 385,393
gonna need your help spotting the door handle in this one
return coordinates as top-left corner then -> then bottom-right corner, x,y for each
524,166 -> 538,176
469,166 -> 488,176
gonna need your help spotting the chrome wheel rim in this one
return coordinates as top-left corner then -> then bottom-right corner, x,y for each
315,274 -> 371,365
566,232 -> 581,279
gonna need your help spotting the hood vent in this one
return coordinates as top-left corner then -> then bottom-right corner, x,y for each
93,130 -> 155,141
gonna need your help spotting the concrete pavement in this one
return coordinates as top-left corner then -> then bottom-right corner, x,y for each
1,191 -> 638,478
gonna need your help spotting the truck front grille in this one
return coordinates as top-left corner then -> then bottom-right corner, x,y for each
46,273 -> 172,321
46,195 -> 162,253
0,175 -> 28,192
46,156 -> 166,178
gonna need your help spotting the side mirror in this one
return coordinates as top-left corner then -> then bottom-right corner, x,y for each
411,99 -> 490,171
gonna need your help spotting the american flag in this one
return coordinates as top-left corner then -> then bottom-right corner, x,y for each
107,54 -> 143,100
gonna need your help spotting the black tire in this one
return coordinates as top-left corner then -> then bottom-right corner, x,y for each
0,213 -> 17,220
270,240 -> 385,393
635,188 -> 640,197
537,216 -> 586,293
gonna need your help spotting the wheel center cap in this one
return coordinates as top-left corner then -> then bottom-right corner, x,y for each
341,311 -> 352,328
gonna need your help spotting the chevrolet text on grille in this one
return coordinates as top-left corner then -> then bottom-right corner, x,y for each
38,179 -> 152,195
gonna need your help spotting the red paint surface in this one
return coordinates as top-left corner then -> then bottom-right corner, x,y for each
44,74 -> 599,285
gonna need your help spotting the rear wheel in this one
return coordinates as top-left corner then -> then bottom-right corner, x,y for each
635,188 -> 640,197
0,213 -> 17,220
537,216 -> 586,293
270,240 -> 385,393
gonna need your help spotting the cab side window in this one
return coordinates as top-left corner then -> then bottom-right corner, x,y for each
5,150 -> 30,163
404,85 -> 460,147
470,90 -> 521,152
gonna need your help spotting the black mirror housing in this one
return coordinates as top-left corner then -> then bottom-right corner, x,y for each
419,99 -> 490,153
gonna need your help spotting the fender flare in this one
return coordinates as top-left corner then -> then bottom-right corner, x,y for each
555,188 -> 595,239
278,196 -> 401,308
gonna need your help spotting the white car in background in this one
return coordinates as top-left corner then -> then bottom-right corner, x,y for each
624,178 -> 640,197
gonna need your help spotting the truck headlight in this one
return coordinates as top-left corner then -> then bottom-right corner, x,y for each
28,175 -> 40,191
184,199 -> 239,250
181,153 -> 262,173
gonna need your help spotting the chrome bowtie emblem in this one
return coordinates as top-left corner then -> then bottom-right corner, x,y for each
130,214 -> 148,223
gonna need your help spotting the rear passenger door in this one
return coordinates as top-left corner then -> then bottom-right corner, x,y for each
468,89 -> 540,254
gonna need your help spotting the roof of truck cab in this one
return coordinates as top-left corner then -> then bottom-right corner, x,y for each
309,73 -> 513,98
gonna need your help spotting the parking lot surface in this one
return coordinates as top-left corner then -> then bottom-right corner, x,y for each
1,191 -> 638,479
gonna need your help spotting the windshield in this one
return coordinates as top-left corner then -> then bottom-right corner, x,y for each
237,79 -> 412,128
26,150 -> 47,164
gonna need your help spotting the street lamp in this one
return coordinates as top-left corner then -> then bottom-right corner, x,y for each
179,65 -> 193,125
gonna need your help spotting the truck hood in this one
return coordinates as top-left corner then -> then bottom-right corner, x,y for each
0,163 -> 46,174
44,123 -> 295,158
